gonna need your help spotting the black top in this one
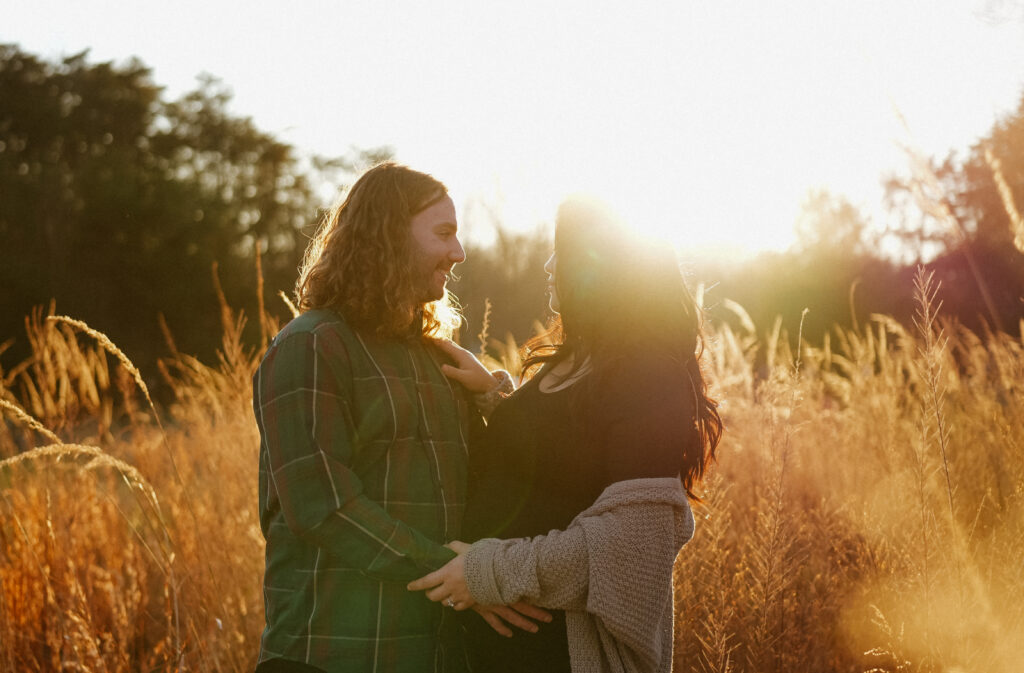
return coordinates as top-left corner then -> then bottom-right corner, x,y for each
460,355 -> 695,672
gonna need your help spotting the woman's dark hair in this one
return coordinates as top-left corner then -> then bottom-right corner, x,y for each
522,196 -> 723,499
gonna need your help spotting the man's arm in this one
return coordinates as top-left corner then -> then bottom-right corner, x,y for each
256,330 -> 455,581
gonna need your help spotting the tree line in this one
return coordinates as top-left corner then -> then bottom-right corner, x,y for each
2,44 -> 1022,387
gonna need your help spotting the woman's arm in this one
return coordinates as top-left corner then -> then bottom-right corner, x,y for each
431,338 -> 514,417
407,524 -> 589,611
464,526 -> 591,609
408,479 -> 690,612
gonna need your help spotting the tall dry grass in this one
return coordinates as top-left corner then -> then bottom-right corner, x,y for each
672,268 -> 1024,673
1,270 -> 1022,671
0,285 -> 286,671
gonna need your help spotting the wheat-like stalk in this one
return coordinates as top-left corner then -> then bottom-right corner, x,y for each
476,297 -> 493,357
912,269 -> 957,534
47,316 -> 156,415
984,146 -> 1024,254
158,311 -> 180,357
41,315 -> 211,663
0,443 -> 172,561
0,399 -> 62,445
0,482 -> 70,655
1,443 -> 160,504
255,242 -> 270,353
279,290 -> 300,319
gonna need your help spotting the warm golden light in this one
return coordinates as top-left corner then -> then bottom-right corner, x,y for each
8,1 -> 1022,259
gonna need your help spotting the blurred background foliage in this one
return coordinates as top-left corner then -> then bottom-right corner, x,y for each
2,44 -> 1023,383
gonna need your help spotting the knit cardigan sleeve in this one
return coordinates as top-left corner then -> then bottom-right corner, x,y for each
461,478 -> 691,611
462,521 -> 591,610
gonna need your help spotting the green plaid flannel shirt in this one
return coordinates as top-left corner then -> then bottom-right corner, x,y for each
254,309 -> 473,672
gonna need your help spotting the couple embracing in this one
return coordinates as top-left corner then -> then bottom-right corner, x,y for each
252,163 -> 722,673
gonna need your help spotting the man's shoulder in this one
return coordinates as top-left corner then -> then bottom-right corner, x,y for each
276,309 -> 352,341
254,310 -> 363,385
259,310 -> 360,364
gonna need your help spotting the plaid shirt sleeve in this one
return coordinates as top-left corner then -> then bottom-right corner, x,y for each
255,330 -> 456,581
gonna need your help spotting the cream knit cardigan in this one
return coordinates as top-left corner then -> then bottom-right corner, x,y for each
463,477 -> 694,673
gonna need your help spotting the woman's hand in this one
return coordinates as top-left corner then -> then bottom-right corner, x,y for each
407,553 -> 474,610
431,338 -> 499,394
408,543 -> 555,635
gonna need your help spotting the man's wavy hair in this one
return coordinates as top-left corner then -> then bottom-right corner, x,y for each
296,162 -> 462,339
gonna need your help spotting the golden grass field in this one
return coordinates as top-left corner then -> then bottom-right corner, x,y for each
1,269 -> 1021,672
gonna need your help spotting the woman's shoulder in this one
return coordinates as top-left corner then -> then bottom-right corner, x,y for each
587,351 -> 693,418
605,350 -> 688,388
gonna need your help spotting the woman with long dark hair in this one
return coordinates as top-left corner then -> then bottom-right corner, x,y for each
409,196 -> 723,672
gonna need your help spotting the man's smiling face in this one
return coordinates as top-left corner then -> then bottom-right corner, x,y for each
409,194 -> 465,303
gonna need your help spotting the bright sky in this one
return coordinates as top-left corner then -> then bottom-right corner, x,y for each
5,0 -> 1024,259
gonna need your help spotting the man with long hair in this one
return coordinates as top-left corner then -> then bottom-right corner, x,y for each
252,163 -> 526,673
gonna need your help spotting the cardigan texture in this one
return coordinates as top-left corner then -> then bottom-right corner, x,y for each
462,477 -> 694,673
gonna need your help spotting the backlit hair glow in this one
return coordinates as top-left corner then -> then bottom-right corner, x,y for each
295,162 -> 461,339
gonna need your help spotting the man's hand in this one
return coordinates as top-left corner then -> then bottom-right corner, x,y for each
431,338 -> 500,393
470,602 -> 554,638
445,540 -> 471,554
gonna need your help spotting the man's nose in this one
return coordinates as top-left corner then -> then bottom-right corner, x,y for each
450,237 -> 466,264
